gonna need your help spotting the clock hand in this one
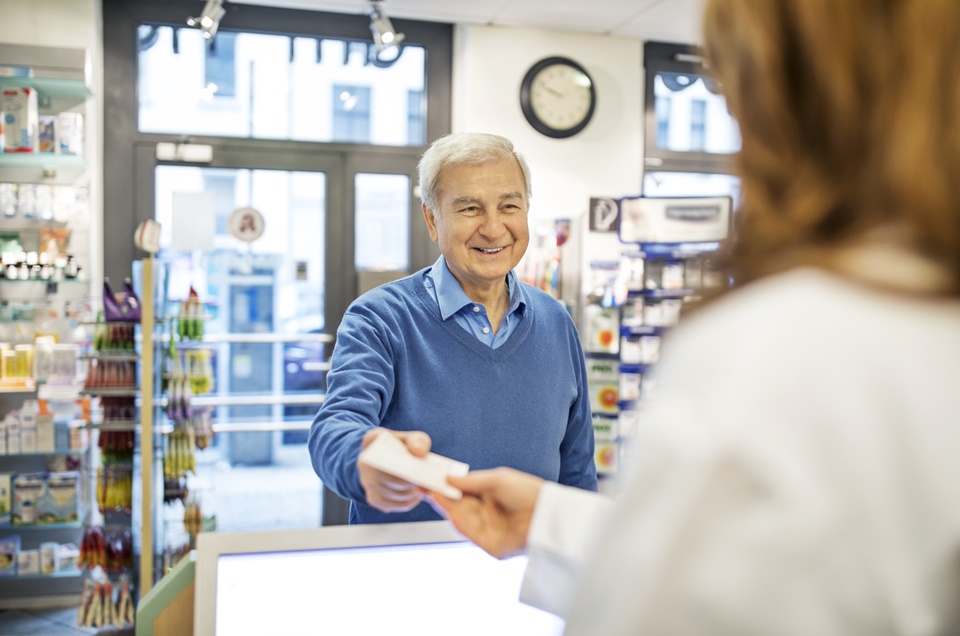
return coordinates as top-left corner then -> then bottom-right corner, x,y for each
545,86 -> 563,98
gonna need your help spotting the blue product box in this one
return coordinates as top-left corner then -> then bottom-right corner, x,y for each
54,422 -> 69,452
37,115 -> 56,153
0,66 -> 32,78
0,535 -> 19,576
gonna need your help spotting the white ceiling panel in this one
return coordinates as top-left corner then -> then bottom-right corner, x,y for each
227,0 -> 705,42
613,0 -> 705,42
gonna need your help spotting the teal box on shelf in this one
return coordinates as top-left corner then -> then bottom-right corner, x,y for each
0,535 -> 19,577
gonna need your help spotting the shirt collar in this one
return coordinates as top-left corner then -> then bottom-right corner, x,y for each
427,255 -> 525,320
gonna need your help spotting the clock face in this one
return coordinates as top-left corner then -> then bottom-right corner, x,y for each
520,57 -> 596,139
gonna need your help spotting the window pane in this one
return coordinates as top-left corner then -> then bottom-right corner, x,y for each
332,85 -> 371,143
653,72 -> 740,154
354,173 -> 410,271
138,26 -> 427,146
154,165 -> 325,335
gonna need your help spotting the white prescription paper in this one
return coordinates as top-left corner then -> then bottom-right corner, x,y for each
358,432 -> 469,500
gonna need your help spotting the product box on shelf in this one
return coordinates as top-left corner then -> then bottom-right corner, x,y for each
595,442 -> 619,476
12,473 -> 44,525
54,422 -> 71,452
586,358 -> 619,416
0,417 -> 6,455
68,420 -> 87,451
5,414 -> 19,455
36,415 -> 55,453
1,87 -> 38,152
57,542 -> 79,572
0,535 -> 19,576
19,409 -> 37,455
39,471 -> 80,524
583,304 -> 620,355
37,115 -> 57,153
57,112 -> 82,156
0,473 -> 11,525
39,541 -> 58,574
16,548 -> 37,575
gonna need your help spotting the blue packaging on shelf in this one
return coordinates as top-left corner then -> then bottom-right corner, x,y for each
0,535 -> 19,576
54,422 -> 69,452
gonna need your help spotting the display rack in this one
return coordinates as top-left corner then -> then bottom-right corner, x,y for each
0,42 -> 93,610
581,195 -> 732,477
65,258 -> 157,631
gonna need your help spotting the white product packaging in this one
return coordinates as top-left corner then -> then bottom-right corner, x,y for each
40,542 -> 58,574
583,304 -> 620,354
36,414 -> 55,453
33,338 -> 54,383
0,418 -> 6,455
620,299 -> 644,328
57,112 -> 83,156
620,336 -> 643,365
52,344 -> 78,379
57,543 -> 79,571
662,262 -> 685,290
1,87 -> 38,152
638,335 -> 661,364
19,404 -> 37,454
618,372 -> 642,402
5,414 -> 19,455
17,549 -> 39,575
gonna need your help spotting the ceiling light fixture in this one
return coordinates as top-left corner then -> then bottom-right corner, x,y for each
187,0 -> 226,41
368,0 -> 405,62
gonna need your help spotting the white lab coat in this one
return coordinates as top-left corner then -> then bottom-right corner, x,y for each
522,264 -> 960,635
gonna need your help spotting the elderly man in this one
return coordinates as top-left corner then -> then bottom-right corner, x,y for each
309,132 -> 597,524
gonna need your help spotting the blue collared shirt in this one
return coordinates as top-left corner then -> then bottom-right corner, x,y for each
424,255 -> 526,349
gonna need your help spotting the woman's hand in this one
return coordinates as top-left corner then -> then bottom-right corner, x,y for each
428,468 -> 544,559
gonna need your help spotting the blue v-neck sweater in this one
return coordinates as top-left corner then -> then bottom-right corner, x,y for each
309,269 -> 597,524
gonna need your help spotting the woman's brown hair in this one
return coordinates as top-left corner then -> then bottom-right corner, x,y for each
702,0 -> 960,295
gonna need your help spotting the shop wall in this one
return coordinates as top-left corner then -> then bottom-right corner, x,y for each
452,24 -> 644,223
0,0 -> 104,287
451,24 -> 644,303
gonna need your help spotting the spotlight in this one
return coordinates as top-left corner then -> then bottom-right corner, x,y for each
369,1 -> 405,62
187,0 -> 226,41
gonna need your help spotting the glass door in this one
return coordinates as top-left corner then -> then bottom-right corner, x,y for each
135,146 -> 347,566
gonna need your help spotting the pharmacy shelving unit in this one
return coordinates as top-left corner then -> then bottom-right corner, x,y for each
0,384 -> 87,608
0,42 -> 94,609
582,195 -> 733,479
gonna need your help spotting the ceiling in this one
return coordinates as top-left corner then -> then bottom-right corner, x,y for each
229,0 -> 707,43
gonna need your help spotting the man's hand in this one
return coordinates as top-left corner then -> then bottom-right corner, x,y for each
358,428 -> 431,513
428,468 -> 544,559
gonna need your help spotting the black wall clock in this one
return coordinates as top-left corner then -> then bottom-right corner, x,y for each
520,56 -> 596,139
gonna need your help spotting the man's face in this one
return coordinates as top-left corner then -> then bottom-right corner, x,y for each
422,157 -> 530,297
